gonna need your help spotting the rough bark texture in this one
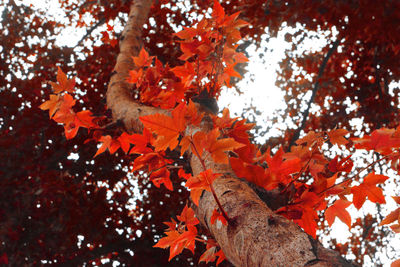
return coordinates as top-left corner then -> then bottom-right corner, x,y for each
105,1 -> 359,266
106,0 -> 167,133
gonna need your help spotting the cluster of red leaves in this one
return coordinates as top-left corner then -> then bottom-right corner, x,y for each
231,127 -> 400,238
39,67 -> 98,139
154,205 -> 226,264
127,0 -> 248,109
39,1 -> 400,266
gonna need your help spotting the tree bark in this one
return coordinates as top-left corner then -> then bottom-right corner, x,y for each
106,1 -> 358,266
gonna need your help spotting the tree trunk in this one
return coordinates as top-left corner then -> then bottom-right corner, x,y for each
105,1 -> 358,266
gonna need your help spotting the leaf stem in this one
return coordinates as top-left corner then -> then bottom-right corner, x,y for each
318,154 -> 389,196
190,139 -> 230,222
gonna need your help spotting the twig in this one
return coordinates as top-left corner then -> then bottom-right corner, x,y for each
190,139 -> 230,222
288,39 -> 341,150
318,155 -> 389,196
75,17 -> 107,48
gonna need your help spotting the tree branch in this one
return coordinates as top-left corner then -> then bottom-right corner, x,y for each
105,0 -> 167,133
75,17 -> 106,48
105,2 -> 357,266
288,39 -> 340,150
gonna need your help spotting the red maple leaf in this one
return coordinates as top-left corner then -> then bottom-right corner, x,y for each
327,128 -> 349,146
39,94 -> 61,118
351,172 -> 388,209
185,169 -> 221,205
94,135 -> 120,157
210,208 -> 228,225
49,66 -> 76,93
325,199 -> 352,228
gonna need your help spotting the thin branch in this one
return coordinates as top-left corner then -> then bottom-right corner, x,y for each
288,39 -> 340,150
190,139 -> 230,222
65,0 -> 97,18
75,17 -> 107,48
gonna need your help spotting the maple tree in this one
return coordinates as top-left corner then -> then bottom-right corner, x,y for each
2,0 -> 400,266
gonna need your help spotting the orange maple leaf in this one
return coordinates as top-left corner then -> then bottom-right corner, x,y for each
94,135 -> 120,157
325,199 -> 352,228
199,239 -> 226,266
328,155 -> 353,173
177,205 -> 199,226
230,157 -> 268,188
210,208 -> 228,225
140,103 -> 190,151
296,131 -> 323,147
171,61 -> 195,88
391,259 -> 400,267
39,94 -> 61,118
352,128 -> 400,154
132,48 -> 153,68
52,93 -> 76,124
264,147 -> 302,188
154,206 -> 198,261
150,167 -> 173,191
193,128 -> 244,164
140,114 -> 182,151
327,128 -> 349,146
351,172 -> 388,209
49,66 -> 75,93
294,207 -> 319,239
185,169 -> 221,205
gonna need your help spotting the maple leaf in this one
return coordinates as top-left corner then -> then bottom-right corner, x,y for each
328,155 -> 353,173
153,230 -> 184,260
64,120 -> 80,140
214,249 -> 226,266
296,131 -> 324,147
126,68 -> 143,84
391,259 -> 400,267
132,48 -> 153,68
177,205 -> 199,226
193,128 -> 244,164
140,114 -> 182,151
154,225 -> 197,261
325,199 -> 352,228
264,147 -> 302,189
199,245 -> 217,264
94,135 -> 120,157
296,207 -> 319,238
352,128 -> 400,154
49,66 -> 75,93
171,61 -> 195,88
175,26 -> 199,40
212,0 -> 225,23
64,110 -> 98,139
150,167 -> 173,191
131,152 -> 169,172
185,169 -> 221,205
327,128 -> 349,146
351,172 -> 388,209
118,129 -> 153,154
75,110 -> 97,128
210,208 -> 228,225
199,238 -> 226,266
230,157 -> 268,188
140,103 -> 189,151
209,136 -> 245,163
52,93 -> 76,124
39,94 -> 61,118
